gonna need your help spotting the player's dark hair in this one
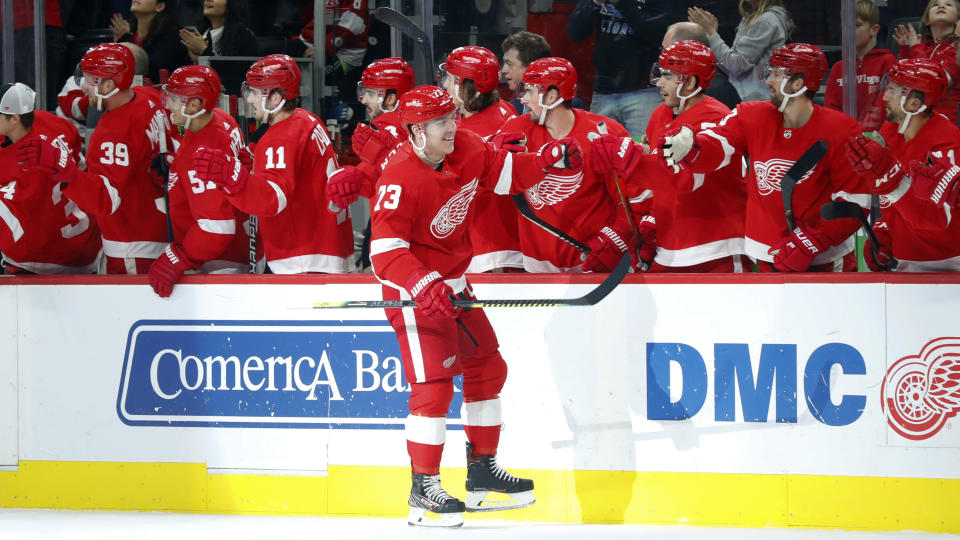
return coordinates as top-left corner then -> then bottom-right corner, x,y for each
4,111 -> 35,130
501,31 -> 552,66
268,89 -> 299,111
459,79 -> 499,113
907,90 -> 934,116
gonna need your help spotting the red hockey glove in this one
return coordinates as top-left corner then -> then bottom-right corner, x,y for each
863,221 -> 896,272
489,131 -> 527,153
148,243 -> 197,298
845,134 -> 906,195
16,137 -> 78,183
590,133 -> 645,177
582,225 -> 632,272
767,224 -> 830,272
327,166 -> 366,212
536,137 -> 584,172
910,154 -> 960,208
404,269 -> 459,319
658,125 -> 699,172
352,122 -> 398,164
193,146 -> 249,195
636,214 -> 657,263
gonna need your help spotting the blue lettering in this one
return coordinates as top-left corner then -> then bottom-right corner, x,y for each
714,344 -> 798,423
646,343 -> 707,420
803,343 -> 867,426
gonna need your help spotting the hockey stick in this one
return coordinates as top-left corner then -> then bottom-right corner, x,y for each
782,140 -> 829,230
374,7 -> 435,86
820,200 -> 898,271
511,194 -> 591,253
313,252 -> 630,309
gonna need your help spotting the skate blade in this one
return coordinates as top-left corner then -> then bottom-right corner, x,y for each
407,507 -> 464,528
465,490 -> 535,512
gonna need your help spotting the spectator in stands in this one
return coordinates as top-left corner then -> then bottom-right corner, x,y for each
568,0 -> 685,138
824,0 -> 896,131
662,22 -> 741,110
499,31 -> 587,115
179,0 -> 258,63
688,0 -> 793,101
893,0 -> 960,124
109,0 -> 190,83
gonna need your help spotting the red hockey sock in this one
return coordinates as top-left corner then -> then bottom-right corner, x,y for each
464,425 -> 500,456
406,414 -> 447,475
407,440 -> 445,475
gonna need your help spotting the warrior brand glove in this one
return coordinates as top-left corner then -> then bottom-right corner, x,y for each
910,155 -> 960,209
193,146 -> 249,195
536,137 -> 584,172
658,125 -> 699,172
16,137 -> 78,183
489,131 -> 527,153
148,243 -> 196,298
326,166 -> 366,212
636,214 -> 657,263
352,122 -> 397,164
845,135 -> 907,195
767,224 -> 830,272
863,222 -> 896,272
590,133 -> 645,177
404,269 -> 459,319
582,225 -> 632,272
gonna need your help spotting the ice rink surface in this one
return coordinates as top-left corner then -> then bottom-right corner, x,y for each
0,509 -> 957,540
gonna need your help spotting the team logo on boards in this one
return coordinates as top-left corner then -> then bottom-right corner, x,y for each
753,158 -> 817,196
117,320 -> 463,429
881,337 -> 960,440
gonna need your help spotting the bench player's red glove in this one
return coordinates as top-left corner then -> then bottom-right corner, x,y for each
326,166 -> 366,212
536,137 -> 583,173
582,225 -> 632,272
910,154 -> 960,208
193,146 -> 249,195
845,135 -> 906,195
352,122 -> 397,164
636,214 -> 657,263
148,244 -> 197,298
768,224 -> 830,272
489,131 -> 527,153
404,269 -> 459,319
590,133 -> 644,177
16,137 -> 78,183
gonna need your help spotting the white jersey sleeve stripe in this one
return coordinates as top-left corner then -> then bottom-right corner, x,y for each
0,199 -> 24,242
266,180 -> 287,214
701,129 -> 735,171
198,218 -> 237,235
100,175 -> 121,214
370,237 -> 411,256
493,152 -> 514,195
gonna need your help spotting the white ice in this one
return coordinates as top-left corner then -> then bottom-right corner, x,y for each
0,509 -> 957,540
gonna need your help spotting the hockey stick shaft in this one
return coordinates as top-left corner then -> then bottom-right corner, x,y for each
820,200 -> 897,270
374,7 -> 434,86
511,194 -> 590,253
313,252 -> 630,309
782,140 -> 829,230
595,122 -> 649,271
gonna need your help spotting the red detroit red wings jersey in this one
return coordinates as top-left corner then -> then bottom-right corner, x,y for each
0,111 -> 101,273
370,129 -> 548,290
876,115 -> 960,270
692,101 -> 867,264
460,99 -> 521,272
640,97 -> 746,267
169,109 -> 258,272
64,87 -> 171,261
226,108 -> 353,273
499,108 -> 630,271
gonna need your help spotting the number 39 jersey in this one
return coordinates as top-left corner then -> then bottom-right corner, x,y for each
0,110 -> 102,273
168,108 -> 258,271
64,87 -> 171,261
225,108 -> 354,273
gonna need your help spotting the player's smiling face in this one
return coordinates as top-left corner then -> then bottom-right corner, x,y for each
655,67 -> 683,108
414,111 -> 457,161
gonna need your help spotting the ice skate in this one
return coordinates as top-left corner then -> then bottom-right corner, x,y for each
464,442 -> 535,512
407,472 -> 465,528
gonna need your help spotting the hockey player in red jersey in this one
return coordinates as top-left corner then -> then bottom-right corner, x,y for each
18,43 -> 171,275
371,86 -> 583,527
659,43 -> 889,272
326,57 -> 414,213
843,58 -> 960,271
2,83 -> 101,274
194,54 -> 354,274
498,57 -> 636,273
439,45 -> 522,273
591,41 -> 748,272
147,65 -> 259,297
